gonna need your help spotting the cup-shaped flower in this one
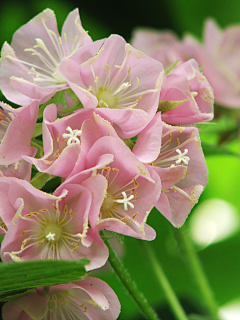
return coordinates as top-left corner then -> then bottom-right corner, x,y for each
0,177 -> 108,270
23,104 -> 119,178
2,277 -> 121,320
131,28 -> 197,69
0,9 -> 103,106
159,59 -> 214,125
62,135 -> 161,240
0,100 -> 38,180
132,114 -> 208,227
194,19 -> 240,108
58,34 -> 164,138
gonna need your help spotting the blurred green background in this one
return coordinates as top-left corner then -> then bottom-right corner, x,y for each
0,0 -> 240,319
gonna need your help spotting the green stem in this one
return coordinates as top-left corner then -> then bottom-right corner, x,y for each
142,241 -> 189,320
104,235 -> 160,320
173,225 -> 219,319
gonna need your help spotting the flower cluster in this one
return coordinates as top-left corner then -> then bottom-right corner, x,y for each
0,8 -> 214,320
131,20 -> 240,109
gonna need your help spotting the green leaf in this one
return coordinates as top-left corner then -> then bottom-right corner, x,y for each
158,99 -> 187,113
32,123 -> 42,138
0,259 -> 89,301
165,59 -> 180,75
201,142 -> 240,158
30,172 -> 52,189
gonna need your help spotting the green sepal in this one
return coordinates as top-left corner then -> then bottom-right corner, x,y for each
0,259 -> 89,301
32,123 -> 42,138
59,90 -> 67,109
123,138 -> 135,150
30,172 -> 54,189
165,59 -> 180,75
58,100 -> 83,114
31,139 -> 43,158
158,99 -> 187,113
38,91 -> 63,119
65,88 -> 79,102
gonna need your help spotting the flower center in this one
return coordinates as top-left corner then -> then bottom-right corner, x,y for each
44,223 -> 62,242
97,87 -> 117,108
98,167 -> 138,223
6,203 -> 89,261
62,126 -> 82,145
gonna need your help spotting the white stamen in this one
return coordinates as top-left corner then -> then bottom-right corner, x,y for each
46,232 -> 56,241
112,82 -> 131,95
62,126 -> 82,146
114,191 -> 135,211
175,149 -> 190,165
35,38 -> 59,66
191,91 -> 198,98
14,161 -> 20,170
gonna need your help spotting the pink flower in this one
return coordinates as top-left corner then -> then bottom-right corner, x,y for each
0,9 -> 103,106
58,34 -> 164,138
0,177 -> 108,270
0,101 -> 38,180
133,113 -> 208,227
194,19 -> 240,108
131,28 -> 198,69
2,277 -> 121,320
23,104 -> 118,178
62,135 -> 161,240
159,59 -> 214,125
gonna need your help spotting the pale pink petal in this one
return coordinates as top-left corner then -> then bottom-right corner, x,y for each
2,292 -> 48,320
61,8 -> 92,49
0,101 -> 39,165
132,112 -> 163,163
156,185 -> 204,227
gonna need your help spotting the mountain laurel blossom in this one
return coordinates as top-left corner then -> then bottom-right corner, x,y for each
0,7 -> 215,320
2,278 -> 121,320
0,9 -> 102,106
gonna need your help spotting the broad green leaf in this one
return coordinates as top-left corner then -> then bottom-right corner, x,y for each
0,259 -> 89,301
0,288 -> 35,302
158,99 -> 187,113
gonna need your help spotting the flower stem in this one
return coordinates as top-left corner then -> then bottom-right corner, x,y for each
103,235 -> 160,320
142,241 -> 189,320
173,225 -> 219,319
